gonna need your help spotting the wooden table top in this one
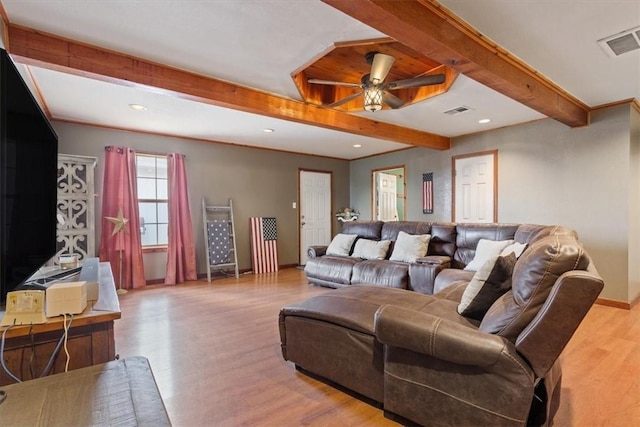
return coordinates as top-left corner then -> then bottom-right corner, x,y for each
0,356 -> 171,426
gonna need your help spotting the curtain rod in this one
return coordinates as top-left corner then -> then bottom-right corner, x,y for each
137,150 -> 186,159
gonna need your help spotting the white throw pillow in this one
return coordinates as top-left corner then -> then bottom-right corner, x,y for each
500,241 -> 528,259
389,231 -> 431,263
351,239 -> 391,260
464,239 -> 514,272
326,233 -> 358,256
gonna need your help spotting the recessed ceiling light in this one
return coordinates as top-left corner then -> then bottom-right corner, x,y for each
353,144 -> 362,148
263,128 -> 275,133
129,104 -> 147,111
478,118 -> 491,124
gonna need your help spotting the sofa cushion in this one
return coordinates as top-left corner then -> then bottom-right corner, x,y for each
433,269 -> 475,294
434,280 -> 468,302
341,221 -> 384,240
381,222 -> 432,257
380,221 -> 431,242
351,239 -> 391,260
326,233 -> 357,256
352,260 -> 409,289
458,252 -> 517,320
464,239 -> 514,271
515,224 -> 578,246
454,223 -> 519,268
479,234 -> 590,342
281,285 -> 475,335
304,255 -> 361,286
427,223 -> 457,258
389,231 -> 431,263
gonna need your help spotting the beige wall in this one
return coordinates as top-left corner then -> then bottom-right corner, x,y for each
53,122 -> 350,280
351,104 -> 637,303
629,106 -> 640,303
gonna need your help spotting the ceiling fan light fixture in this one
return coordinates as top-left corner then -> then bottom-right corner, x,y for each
364,85 -> 383,112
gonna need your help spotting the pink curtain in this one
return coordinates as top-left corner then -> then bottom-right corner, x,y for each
165,153 -> 197,285
99,146 -> 146,289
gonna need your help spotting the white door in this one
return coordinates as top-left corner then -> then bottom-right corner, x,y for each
454,153 -> 496,222
377,172 -> 398,221
299,171 -> 331,265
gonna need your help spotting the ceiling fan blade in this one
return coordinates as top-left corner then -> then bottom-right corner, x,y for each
326,91 -> 363,108
308,79 -> 362,88
369,53 -> 395,84
382,91 -> 405,109
385,74 -> 446,90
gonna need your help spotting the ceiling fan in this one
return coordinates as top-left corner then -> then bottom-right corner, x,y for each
308,51 -> 446,112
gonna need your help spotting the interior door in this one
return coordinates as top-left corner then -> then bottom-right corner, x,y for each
377,172 -> 399,221
453,152 -> 497,223
299,170 -> 331,265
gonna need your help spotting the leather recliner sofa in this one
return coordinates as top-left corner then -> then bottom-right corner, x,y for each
304,220 -> 569,294
281,224 -> 604,426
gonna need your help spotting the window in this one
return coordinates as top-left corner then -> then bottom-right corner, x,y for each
136,154 -> 168,246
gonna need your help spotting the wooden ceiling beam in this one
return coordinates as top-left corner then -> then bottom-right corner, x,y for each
6,24 -> 450,150
322,0 -> 590,128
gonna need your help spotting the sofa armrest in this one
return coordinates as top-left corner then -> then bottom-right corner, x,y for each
515,270 -> 604,378
307,245 -> 327,258
414,255 -> 451,266
375,305 -> 512,368
408,261 -> 448,295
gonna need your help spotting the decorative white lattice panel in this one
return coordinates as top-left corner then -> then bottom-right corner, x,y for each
56,154 -> 97,261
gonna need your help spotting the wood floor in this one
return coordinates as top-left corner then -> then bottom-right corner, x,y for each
114,268 -> 640,426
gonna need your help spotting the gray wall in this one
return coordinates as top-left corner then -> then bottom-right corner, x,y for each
53,122 -> 350,279
630,106 -> 640,302
351,105 -> 637,303
54,104 -> 639,303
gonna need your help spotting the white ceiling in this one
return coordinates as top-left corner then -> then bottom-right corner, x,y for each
3,0 -> 639,160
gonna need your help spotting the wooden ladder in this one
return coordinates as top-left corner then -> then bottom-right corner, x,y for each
202,198 -> 239,280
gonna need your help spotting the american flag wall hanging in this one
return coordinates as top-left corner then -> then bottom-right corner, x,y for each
250,217 -> 279,274
423,173 -> 434,214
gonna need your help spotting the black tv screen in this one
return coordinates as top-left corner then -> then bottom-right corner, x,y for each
0,48 -> 58,304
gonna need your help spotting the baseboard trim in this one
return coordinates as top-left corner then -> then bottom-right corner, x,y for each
595,296 -> 640,310
194,264 -> 299,281
146,265 -> 300,284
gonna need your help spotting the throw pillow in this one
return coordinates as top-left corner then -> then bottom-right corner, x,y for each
389,231 -> 431,263
501,241 -> 528,258
458,252 -> 517,320
351,239 -> 391,260
464,239 -> 514,272
326,233 -> 357,256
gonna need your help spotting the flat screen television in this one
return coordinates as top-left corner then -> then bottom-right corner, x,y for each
0,48 -> 58,304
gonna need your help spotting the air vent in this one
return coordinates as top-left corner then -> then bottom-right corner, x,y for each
443,105 -> 474,115
598,26 -> 640,57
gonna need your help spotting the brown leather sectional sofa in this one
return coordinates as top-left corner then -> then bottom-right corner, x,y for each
304,220 -> 566,294
280,221 -> 604,426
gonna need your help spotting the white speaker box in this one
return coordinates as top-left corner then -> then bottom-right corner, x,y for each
46,281 -> 87,317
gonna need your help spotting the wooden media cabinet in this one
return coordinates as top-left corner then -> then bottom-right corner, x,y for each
0,262 -> 121,386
